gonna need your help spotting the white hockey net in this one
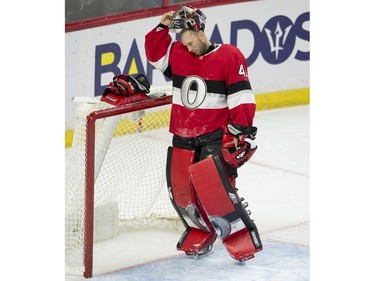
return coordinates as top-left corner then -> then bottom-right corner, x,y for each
65,88 -> 182,276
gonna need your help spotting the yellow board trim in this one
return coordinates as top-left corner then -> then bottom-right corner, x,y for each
65,129 -> 75,148
256,88 -> 310,110
65,88 -> 309,148
115,109 -> 171,136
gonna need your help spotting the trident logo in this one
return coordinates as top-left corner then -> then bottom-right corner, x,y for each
265,22 -> 292,60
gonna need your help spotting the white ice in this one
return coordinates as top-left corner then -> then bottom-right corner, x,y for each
65,105 -> 309,281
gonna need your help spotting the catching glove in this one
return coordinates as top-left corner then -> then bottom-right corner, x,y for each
221,124 -> 258,169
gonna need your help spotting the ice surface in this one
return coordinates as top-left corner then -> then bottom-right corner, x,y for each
89,241 -> 309,281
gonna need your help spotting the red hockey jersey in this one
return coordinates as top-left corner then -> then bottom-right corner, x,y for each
145,25 -> 256,138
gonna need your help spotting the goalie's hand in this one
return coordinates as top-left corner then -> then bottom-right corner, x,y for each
160,11 -> 175,26
221,124 -> 257,168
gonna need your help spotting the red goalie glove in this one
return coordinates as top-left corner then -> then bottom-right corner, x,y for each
221,124 -> 258,169
101,74 -> 151,106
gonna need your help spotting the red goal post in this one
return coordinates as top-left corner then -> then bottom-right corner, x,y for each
65,89 -> 182,278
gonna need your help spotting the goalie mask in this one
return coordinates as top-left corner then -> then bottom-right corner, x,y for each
169,5 -> 207,32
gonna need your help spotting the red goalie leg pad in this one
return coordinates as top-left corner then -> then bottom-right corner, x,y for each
189,155 -> 262,261
166,147 -> 217,254
222,229 -> 257,261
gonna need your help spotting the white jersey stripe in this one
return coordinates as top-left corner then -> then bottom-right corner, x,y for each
173,88 -> 227,109
173,88 -> 255,110
227,90 -> 256,110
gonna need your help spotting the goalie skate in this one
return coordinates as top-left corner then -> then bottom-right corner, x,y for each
185,244 -> 213,258
189,155 -> 262,262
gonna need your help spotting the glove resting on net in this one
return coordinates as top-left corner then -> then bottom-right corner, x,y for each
101,74 -> 150,106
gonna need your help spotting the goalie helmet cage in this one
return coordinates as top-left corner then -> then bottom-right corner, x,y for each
65,94 -> 181,278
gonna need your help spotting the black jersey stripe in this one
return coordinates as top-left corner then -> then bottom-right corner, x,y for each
173,74 -> 252,96
163,64 -> 172,79
228,80 -> 252,95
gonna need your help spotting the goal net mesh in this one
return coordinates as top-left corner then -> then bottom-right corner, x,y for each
65,89 -> 182,274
